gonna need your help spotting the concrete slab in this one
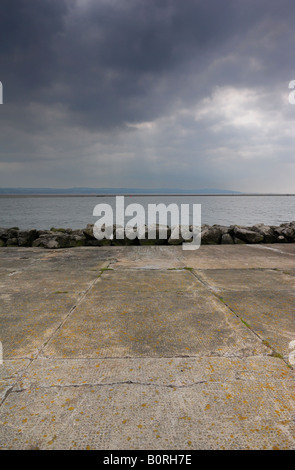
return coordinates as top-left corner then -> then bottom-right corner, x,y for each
0,249 -> 111,359
0,245 -> 295,450
211,290 -> 295,360
181,244 -> 295,269
195,268 -> 295,361
112,246 -> 186,270
41,269 -> 267,359
195,268 -> 295,291
1,357 -> 295,450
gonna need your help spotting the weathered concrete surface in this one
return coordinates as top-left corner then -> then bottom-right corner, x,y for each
0,245 -> 295,449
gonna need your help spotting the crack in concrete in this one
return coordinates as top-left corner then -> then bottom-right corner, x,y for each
37,352 -> 269,360
0,385 -> 15,407
11,379 -> 210,393
9,372 -> 295,395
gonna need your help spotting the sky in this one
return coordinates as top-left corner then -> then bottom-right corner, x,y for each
0,0 -> 295,193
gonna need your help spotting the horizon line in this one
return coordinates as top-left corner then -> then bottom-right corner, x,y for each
0,193 -> 295,197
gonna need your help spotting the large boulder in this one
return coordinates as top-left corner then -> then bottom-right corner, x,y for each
221,233 -> 234,244
279,222 -> 295,242
0,227 -> 9,242
18,229 -> 38,247
32,231 -> 74,249
200,225 -> 224,245
6,237 -> 18,246
0,228 -> 8,245
233,226 -> 264,244
69,234 -> 86,247
233,237 -> 246,244
272,226 -> 289,243
0,227 -> 19,244
250,224 -> 277,243
83,224 -> 96,240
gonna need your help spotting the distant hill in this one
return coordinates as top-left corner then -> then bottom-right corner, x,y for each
0,187 -> 241,195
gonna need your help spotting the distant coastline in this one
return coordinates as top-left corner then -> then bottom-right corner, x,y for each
1,187 -> 295,197
0,187 -> 241,196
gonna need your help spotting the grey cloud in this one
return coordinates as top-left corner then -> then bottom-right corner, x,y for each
1,0 -> 295,190
3,0 -> 294,127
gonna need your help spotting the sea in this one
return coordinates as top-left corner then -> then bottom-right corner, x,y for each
0,195 -> 295,230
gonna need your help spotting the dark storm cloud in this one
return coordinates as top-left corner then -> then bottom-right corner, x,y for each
2,0 -> 294,129
0,0 -> 68,101
1,0 -> 295,190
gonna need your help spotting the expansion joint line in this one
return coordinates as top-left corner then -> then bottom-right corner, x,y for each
0,263 -> 111,409
187,268 -> 292,369
34,264 -> 111,360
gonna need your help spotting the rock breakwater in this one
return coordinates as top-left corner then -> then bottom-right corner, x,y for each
1,222 -> 295,248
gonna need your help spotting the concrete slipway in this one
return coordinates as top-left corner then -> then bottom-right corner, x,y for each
0,244 -> 295,450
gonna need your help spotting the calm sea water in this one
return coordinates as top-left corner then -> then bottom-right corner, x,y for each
0,195 -> 295,230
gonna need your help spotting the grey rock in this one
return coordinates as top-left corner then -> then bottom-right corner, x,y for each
83,224 -> 95,240
200,226 -> 223,245
221,233 -> 234,244
32,232 -> 73,249
233,226 -> 264,243
71,229 -> 86,237
0,227 -> 9,240
0,228 -> 8,245
280,222 -> 295,241
6,237 -> 18,246
33,237 -> 59,249
273,226 -> 289,243
277,235 -> 288,243
1,221 -> 295,248
234,237 -> 246,244
250,224 -> 277,243
212,224 -> 230,234
69,235 -> 86,247
0,227 -> 19,242
18,229 -> 38,247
